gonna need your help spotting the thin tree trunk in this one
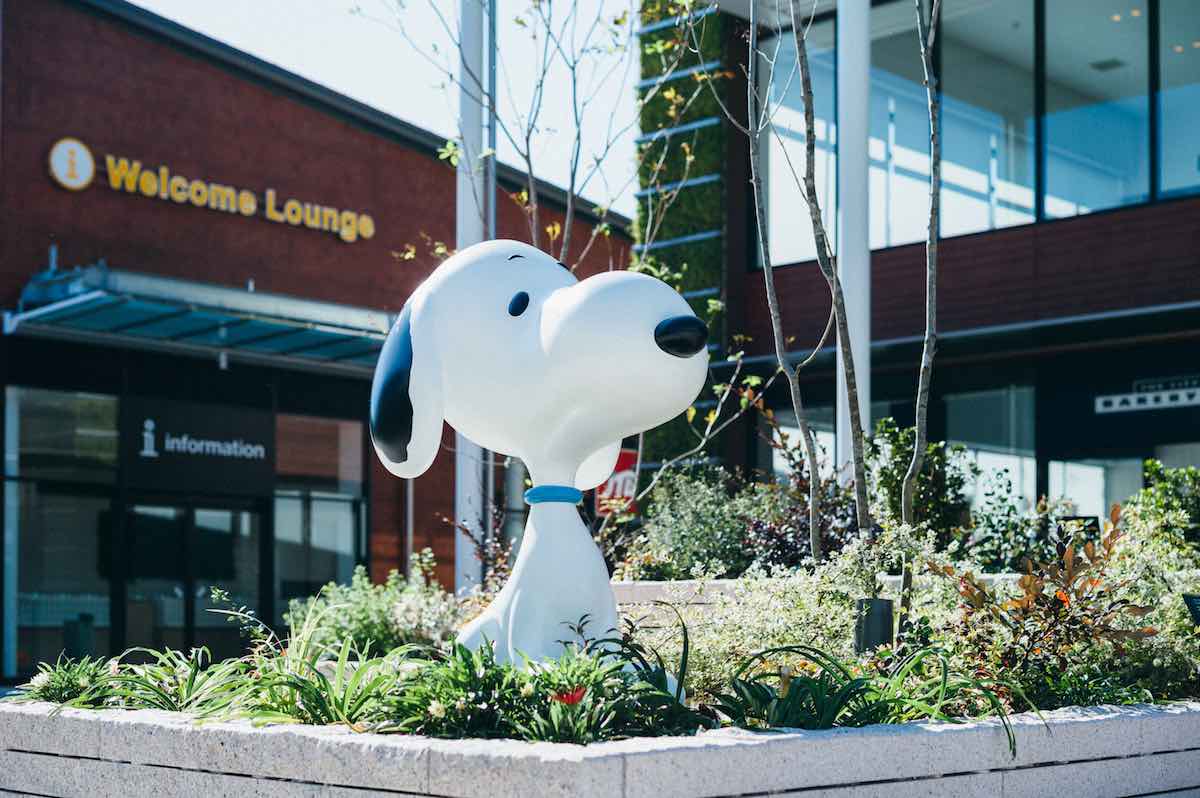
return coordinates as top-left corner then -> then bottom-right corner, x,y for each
745,7 -> 827,561
792,15 -> 873,537
900,0 -> 941,630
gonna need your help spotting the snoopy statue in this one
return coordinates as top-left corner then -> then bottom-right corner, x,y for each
369,239 -> 709,665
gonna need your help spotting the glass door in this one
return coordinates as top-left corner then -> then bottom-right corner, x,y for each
124,504 -> 188,654
122,502 -> 261,660
192,507 -> 261,661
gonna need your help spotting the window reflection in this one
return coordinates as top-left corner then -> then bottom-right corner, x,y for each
274,412 -> 365,624
1045,0 -> 1150,216
762,20 -> 837,265
1159,0 -> 1200,197
944,386 -> 1037,510
4,387 -> 117,484
1048,458 -> 1142,519
870,2 -> 932,248
940,0 -> 1036,235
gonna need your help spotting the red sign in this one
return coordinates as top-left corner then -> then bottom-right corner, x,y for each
595,448 -> 639,517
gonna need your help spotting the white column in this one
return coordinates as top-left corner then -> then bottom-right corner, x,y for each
454,0 -> 486,593
835,0 -> 871,477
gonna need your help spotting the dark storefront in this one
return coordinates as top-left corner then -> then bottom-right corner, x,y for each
3,332 -> 371,675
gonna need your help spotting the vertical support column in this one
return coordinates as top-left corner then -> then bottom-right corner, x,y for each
454,0 -> 486,593
3,388 -> 18,678
836,0 -> 871,476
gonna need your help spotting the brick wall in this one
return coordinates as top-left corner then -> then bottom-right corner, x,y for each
741,197 -> 1200,355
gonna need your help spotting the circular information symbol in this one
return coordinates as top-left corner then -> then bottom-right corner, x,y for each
48,137 -> 95,191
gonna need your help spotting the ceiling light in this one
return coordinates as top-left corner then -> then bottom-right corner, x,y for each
1111,13 -> 1121,21
1174,44 -> 1185,53
1130,8 -> 1141,17
1193,41 -> 1200,49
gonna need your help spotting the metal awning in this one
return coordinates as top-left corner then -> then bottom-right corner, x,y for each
3,257 -> 394,378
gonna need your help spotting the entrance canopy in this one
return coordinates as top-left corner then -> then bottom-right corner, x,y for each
3,258 -> 394,378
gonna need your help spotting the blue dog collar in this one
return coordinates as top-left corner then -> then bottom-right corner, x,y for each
524,485 -> 584,505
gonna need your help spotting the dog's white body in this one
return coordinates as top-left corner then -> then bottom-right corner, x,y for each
369,240 -> 708,664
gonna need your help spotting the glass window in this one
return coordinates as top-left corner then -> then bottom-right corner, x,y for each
4,484 -> 112,677
940,0 -> 1036,235
1159,0 -> 1200,197
944,386 -> 1036,510
870,2 -> 932,249
4,387 -> 117,484
276,413 -> 363,494
1044,1 -> 1150,217
193,508 -> 261,662
274,493 -> 361,627
1049,458 -> 1143,519
274,413 -> 365,625
760,405 -> 835,480
762,20 -> 837,265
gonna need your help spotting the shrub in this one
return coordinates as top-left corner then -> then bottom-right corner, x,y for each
1128,459 -> 1200,546
713,644 -> 1015,754
106,647 -> 245,716
11,654 -> 116,707
285,552 -> 461,657
744,423 -> 859,568
868,418 -> 976,548
930,507 -> 1161,709
955,470 -> 1076,572
616,467 -> 762,580
382,620 -> 709,743
636,524 -> 936,702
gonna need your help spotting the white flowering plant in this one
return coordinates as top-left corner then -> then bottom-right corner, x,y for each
7,654 -> 119,708
285,553 -> 462,658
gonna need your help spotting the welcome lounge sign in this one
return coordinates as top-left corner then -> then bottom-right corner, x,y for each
47,137 -> 377,243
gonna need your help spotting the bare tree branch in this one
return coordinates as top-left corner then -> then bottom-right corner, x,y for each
899,0 -> 941,631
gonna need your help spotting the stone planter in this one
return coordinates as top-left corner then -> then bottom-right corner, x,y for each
0,701 -> 1197,797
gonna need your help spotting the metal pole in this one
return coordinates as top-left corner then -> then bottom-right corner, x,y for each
483,0 -> 498,555
454,0 -> 486,593
835,0 -> 871,479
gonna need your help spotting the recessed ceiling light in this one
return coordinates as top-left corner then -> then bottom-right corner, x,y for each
1174,44 -> 1185,53
1130,8 -> 1142,17
1193,40 -> 1200,49
1111,13 -> 1121,21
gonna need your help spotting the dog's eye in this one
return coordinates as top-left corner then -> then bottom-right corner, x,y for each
508,291 -> 530,317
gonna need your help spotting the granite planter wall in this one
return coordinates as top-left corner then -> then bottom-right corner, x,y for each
1,701 -> 1197,797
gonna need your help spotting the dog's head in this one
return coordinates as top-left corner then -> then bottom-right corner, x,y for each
370,239 -> 709,488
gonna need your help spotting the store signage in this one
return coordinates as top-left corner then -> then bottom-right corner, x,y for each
47,137 -> 376,243
1094,375 -> 1200,414
122,397 -> 274,496
595,448 -> 639,517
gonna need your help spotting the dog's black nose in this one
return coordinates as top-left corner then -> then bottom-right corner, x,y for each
654,315 -> 708,358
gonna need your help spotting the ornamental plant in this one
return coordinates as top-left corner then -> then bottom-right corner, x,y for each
285,552 -> 461,657
1128,459 -> 1200,546
11,654 -> 117,707
744,419 -> 859,568
930,506 -> 1157,705
868,418 -> 976,550
711,643 -> 1017,756
104,647 -> 246,717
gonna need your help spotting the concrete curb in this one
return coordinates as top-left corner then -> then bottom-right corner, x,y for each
0,700 -> 1197,796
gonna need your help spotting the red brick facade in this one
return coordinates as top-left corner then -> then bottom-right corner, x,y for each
0,0 -> 630,588
741,197 -> 1200,358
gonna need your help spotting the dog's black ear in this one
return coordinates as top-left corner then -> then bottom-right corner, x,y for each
370,299 -> 443,478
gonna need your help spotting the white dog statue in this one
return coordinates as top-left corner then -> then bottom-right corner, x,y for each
369,239 -> 709,664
